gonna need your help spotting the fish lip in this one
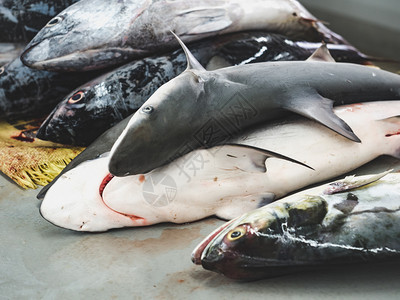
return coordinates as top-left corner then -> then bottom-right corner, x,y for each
191,219 -> 236,265
20,42 -> 41,68
21,40 -> 150,71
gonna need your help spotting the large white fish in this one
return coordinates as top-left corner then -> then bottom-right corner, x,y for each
40,101 -> 400,231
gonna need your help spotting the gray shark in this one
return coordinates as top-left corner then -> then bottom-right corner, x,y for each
108,34 -> 400,177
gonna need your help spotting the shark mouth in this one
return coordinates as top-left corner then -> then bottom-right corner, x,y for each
99,173 -> 145,222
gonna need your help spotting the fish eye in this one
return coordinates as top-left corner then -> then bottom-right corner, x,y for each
68,91 -> 85,104
141,105 -> 154,114
0,66 -> 4,75
227,226 -> 247,241
45,16 -> 62,27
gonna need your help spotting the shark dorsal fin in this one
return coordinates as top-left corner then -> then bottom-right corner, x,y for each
307,43 -> 336,62
170,31 -> 206,71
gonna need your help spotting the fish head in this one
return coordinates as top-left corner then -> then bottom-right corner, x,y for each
108,69 -> 206,176
192,196 -> 328,280
20,1 -> 148,71
191,210 -> 275,280
36,72 -> 128,145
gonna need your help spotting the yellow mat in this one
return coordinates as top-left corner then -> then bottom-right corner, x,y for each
0,119 -> 84,189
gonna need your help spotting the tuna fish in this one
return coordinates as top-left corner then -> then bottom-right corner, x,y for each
39,101 -> 400,231
108,37 -> 400,177
20,0 -> 351,72
192,171 -> 400,280
0,0 -> 80,42
35,32 -> 373,146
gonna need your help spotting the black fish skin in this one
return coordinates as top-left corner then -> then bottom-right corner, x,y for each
0,0 -> 80,42
0,58 -> 104,119
36,32 -> 372,146
200,195 -> 400,280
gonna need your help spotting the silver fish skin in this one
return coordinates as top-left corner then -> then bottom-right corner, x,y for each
20,0 -> 351,72
108,41 -> 400,177
193,171 -> 400,280
0,0 -> 80,42
39,101 -> 400,231
35,31 -> 372,146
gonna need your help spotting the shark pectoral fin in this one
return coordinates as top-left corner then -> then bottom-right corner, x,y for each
283,91 -> 361,142
175,8 -> 233,36
215,193 -> 276,220
306,44 -> 336,62
214,144 -> 313,173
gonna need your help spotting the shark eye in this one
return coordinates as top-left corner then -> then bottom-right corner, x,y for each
141,105 -> 154,114
227,226 -> 247,241
68,91 -> 85,104
0,66 -> 4,75
45,16 -> 62,27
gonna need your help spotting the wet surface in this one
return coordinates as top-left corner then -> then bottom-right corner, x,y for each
1,156 -> 400,299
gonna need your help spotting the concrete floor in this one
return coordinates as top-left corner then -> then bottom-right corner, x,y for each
1,156 -> 400,299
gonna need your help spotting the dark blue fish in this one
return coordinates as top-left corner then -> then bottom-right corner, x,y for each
36,32 -> 374,146
0,58 -> 103,119
0,0 -> 80,42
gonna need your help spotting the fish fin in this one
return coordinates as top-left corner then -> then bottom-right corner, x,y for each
306,43 -> 336,62
283,90 -> 361,142
170,31 -> 206,72
215,193 -> 276,220
175,8 -> 233,35
213,144 -> 313,173
323,170 -> 392,195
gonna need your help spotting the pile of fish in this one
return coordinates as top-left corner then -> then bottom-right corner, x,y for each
1,0 -> 400,280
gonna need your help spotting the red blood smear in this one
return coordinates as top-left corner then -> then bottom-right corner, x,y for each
386,131 -> 400,137
11,132 -> 34,142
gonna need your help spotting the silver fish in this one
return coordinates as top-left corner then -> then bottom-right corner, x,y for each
192,171 -> 400,280
20,0 -> 350,71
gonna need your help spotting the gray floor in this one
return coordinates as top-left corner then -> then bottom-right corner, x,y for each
1,156 -> 400,299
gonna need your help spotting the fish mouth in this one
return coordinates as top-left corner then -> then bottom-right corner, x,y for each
99,173 -> 145,223
191,219 -> 236,265
21,41 -> 150,72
